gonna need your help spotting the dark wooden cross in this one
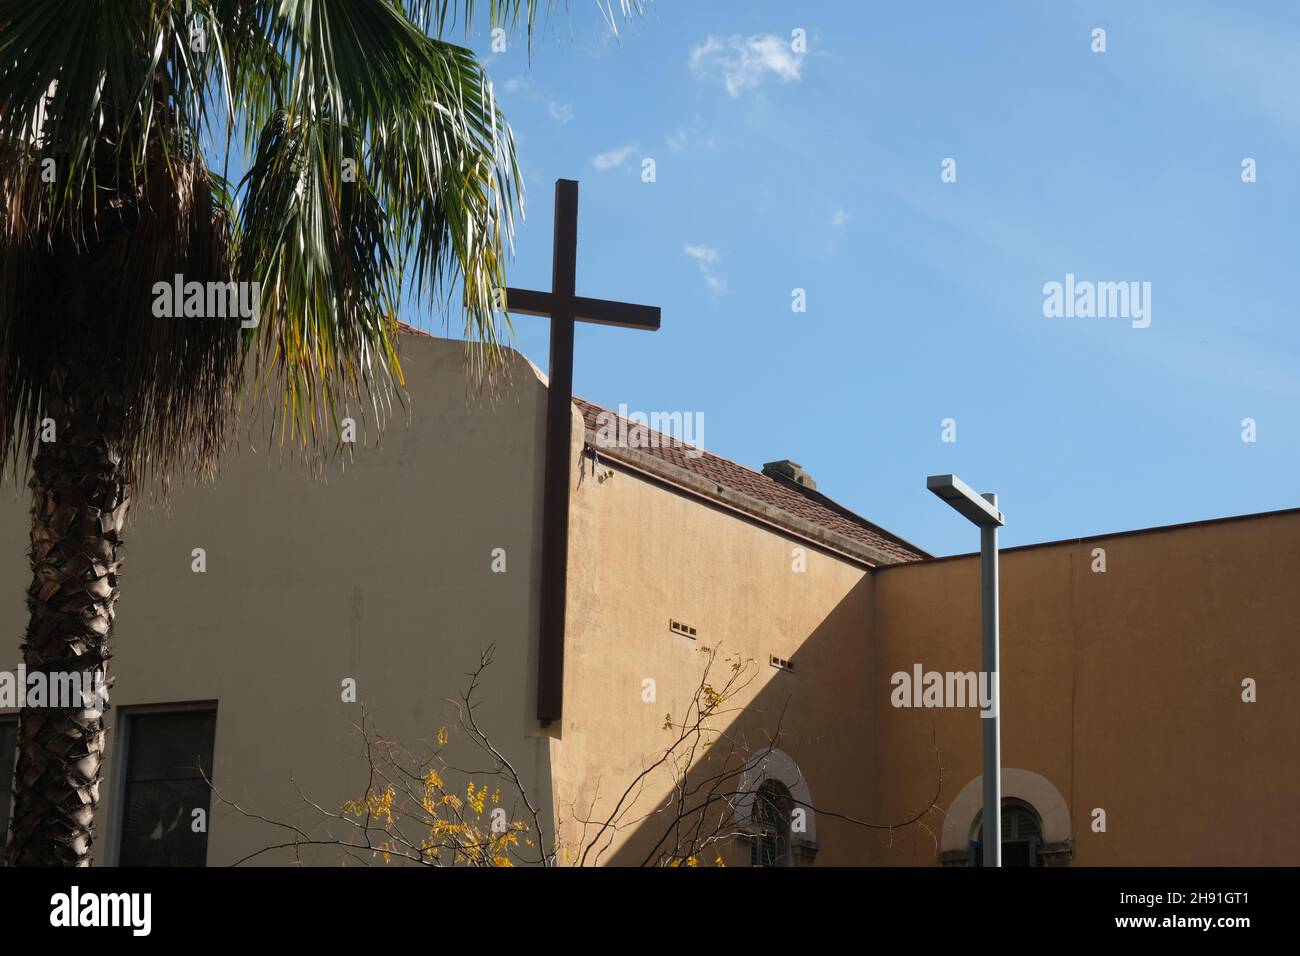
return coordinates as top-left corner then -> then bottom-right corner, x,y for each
506,179 -> 660,725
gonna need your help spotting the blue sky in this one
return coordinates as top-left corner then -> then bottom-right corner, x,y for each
414,0 -> 1300,556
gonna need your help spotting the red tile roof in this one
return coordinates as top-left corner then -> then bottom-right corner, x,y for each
574,397 -> 928,564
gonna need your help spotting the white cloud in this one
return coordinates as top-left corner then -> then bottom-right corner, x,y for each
664,120 -> 720,155
831,208 -> 847,227
684,244 -> 726,294
500,76 -> 572,125
689,33 -> 803,97
592,144 -> 635,171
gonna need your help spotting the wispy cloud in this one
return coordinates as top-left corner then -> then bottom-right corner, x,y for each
663,119 -> 720,155
683,244 -> 718,264
500,75 -> 574,125
684,244 -> 727,294
502,75 -> 530,95
831,208 -> 847,227
689,34 -> 803,97
592,144 -> 635,171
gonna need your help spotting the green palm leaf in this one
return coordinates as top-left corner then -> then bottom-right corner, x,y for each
0,0 -> 589,463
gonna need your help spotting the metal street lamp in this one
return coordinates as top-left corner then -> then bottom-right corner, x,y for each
927,473 -> 1004,867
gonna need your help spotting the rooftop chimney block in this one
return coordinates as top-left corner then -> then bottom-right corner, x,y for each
762,459 -> 817,491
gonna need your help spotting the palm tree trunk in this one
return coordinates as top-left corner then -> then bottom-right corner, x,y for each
6,289 -> 130,867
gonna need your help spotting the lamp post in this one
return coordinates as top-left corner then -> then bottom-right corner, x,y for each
926,474 -> 1004,867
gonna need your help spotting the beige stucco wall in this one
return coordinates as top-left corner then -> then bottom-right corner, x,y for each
0,333 -> 554,865
553,449 -> 883,865
870,511 -> 1300,865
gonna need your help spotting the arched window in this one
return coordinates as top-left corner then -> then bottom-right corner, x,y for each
735,750 -> 818,866
939,769 -> 1071,867
750,779 -> 794,867
969,799 -> 1044,867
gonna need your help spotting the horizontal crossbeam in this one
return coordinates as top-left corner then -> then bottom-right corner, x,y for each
505,287 -> 660,331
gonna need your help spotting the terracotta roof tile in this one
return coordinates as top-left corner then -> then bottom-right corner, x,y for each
574,397 -> 927,563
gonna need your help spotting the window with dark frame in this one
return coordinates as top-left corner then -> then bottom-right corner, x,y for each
118,709 -> 217,867
749,779 -> 795,867
969,799 -> 1044,867
0,717 -> 15,866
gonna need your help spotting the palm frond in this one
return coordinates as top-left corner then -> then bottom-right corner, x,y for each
229,0 -> 523,442
0,1 -> 246,485
0,0 -> 640,476
238,109 -> 400,444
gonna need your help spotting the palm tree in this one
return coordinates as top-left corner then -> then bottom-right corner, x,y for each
0,0 -> 588,866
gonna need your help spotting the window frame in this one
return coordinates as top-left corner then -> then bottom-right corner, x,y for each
748,778 -> 796,867
106,701 -> 219,867
968,798 -> 1045,867
0,714 -> 17,866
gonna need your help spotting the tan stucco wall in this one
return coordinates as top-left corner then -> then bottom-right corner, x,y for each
554,443 -> 1300,865
0,333 -> 554,865
870,511 -> 1300,865
552,450 -> 883,865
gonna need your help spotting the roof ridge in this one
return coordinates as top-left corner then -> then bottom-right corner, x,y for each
573,396 -> 927,562
767,473 -> 932,558
396,321 -> 433,337
574,395 -> 772,482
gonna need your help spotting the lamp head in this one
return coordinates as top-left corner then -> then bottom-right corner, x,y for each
926,474 -> 1005,527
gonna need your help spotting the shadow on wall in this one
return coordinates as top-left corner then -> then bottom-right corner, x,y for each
596,572 -> 953,867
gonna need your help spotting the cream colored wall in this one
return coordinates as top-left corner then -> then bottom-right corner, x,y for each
0,334 -> 554,866
870,511 -> 1300,865
553,449 -> 881,865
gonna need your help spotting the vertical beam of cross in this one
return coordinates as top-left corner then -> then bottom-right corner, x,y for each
506,180 -> 660,725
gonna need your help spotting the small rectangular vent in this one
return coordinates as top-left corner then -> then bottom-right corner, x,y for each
769,654 -> 794,672
670,619 -> 698,639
